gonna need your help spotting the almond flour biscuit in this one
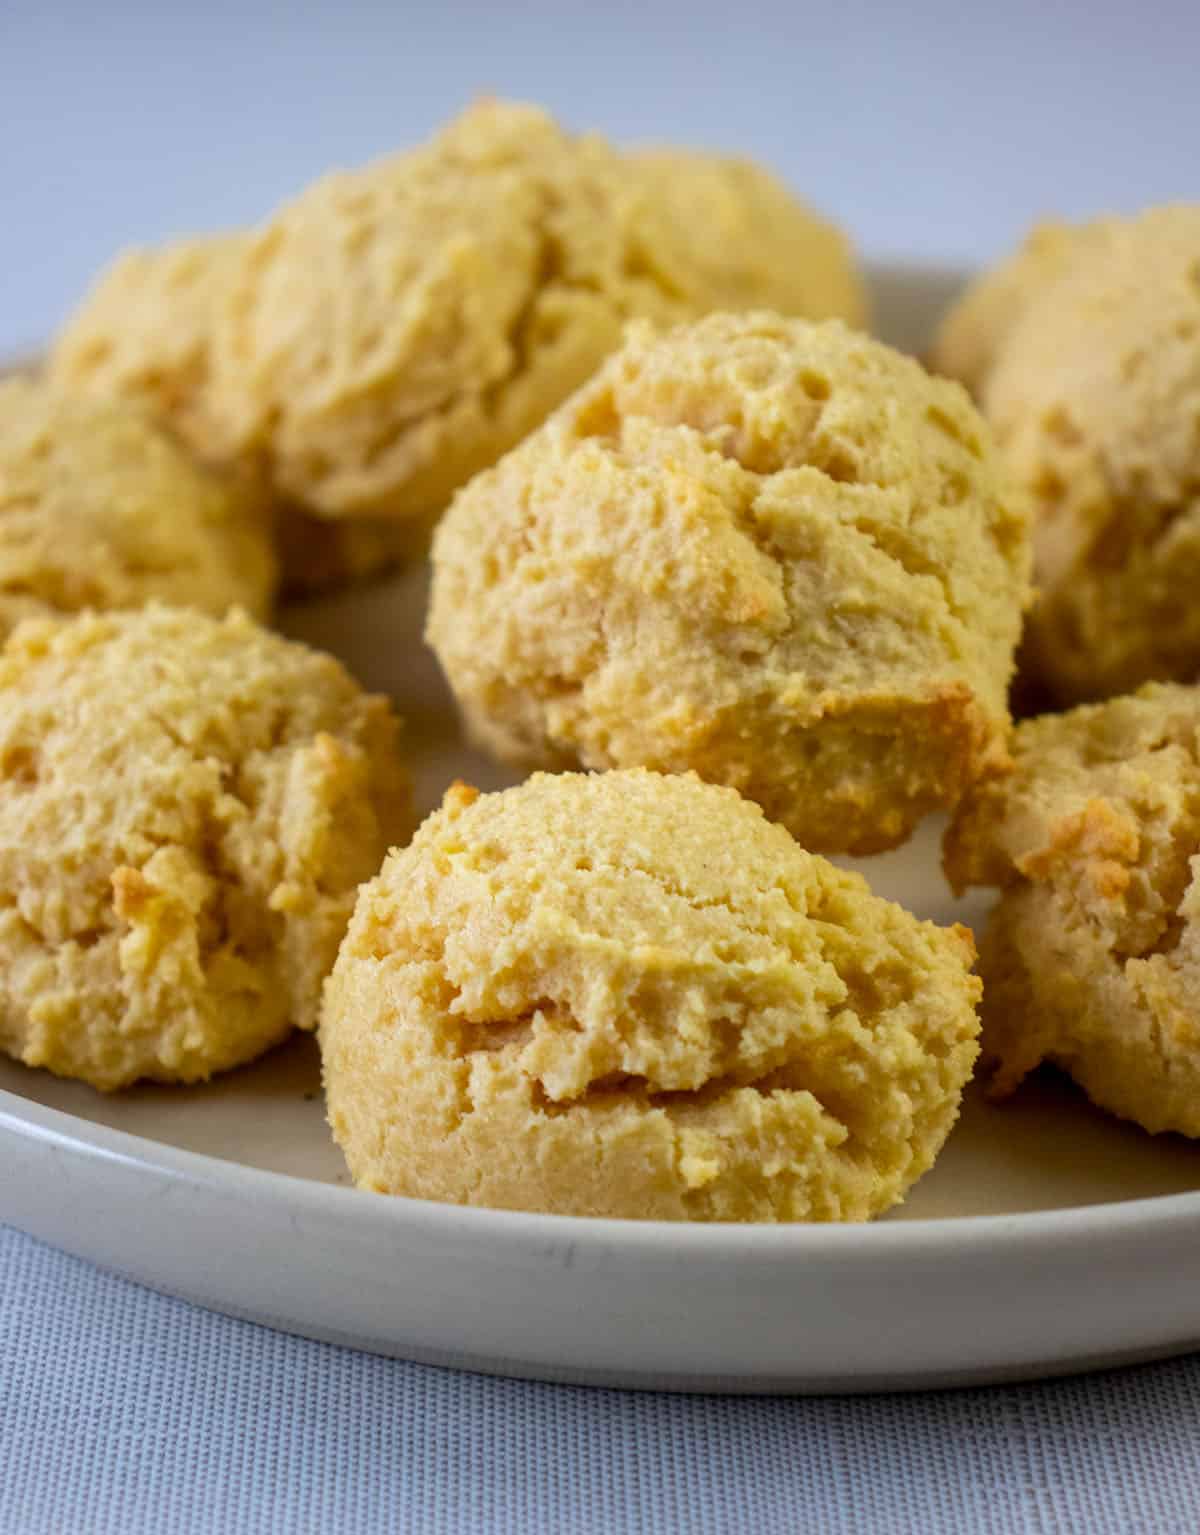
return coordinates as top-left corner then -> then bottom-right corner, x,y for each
210,100 -> 866,525
429,312 -> 1031,855
51,232 -> 245,460
48,236 -> 399,593
929,218 -> 1107,398
0,377 -> 276,633
322,771 -> 981,1221
55,100 -> 864,546
0,605 -> 410,1090
945,683 -> 1200,1136
629,148 -> 866,331
979,206 -> 1200,703
273,508 -> 424,596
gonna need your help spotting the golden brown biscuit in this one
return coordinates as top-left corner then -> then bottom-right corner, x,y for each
322,771 -> 981,1221
429,311 -> 1031,855
945,683 -> 1200,1136
53,100 -> 864,546
0,377 -> 277,633
0,606 -> 410,1090
980,206 -> 1200,703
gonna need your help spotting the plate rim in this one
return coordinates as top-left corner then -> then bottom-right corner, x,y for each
5,261 -> 1200,1393
8,1079 -> 1200,1260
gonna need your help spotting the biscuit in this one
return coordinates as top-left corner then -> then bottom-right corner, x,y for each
929,219 -> 1104,397
0,606 -> 410,1090
0,377 -> 277,633
53,101 -> 865,541
429,311 -> 1031,855
48,236 -> 396,593
273,508 -> 422,596
51,233 -> 244,461
980,206 -> 1200,702
945,683 -> 1200,1136
933,206 -> 1200,704
322,771 -> 981,1221
629,147 -> 866,329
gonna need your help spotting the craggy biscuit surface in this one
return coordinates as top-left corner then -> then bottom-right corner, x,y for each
933,206 -> 1200,704
429,312 -> 1031,854
0,606 -> 410,1090
982,206 -> 1200,702
211,101 -> 865,523
52,101 -> 864,539
322,771 -> 981,1221
0,377 -> 276,634
946,684 -> 1200,1136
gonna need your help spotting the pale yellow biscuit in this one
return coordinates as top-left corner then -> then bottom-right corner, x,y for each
322,771 -> 981,1221
0,377 -> 277,633
980,206 -> 1200,702
929,219 -> 1106,397
429,311 -> 1031,855
945,683 -> 1200,1136
54,101 -> 864,543
211,101 -> 866,523
0,606 -> 411,1090
629,148 -> 866,329
49,236 -> 400,593
51,233 -> 245,460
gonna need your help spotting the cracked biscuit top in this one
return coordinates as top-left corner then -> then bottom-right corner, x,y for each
0,376 -> 277,634
0,605 -> 411,1090
52,101 -> 864,529
321,770 -> 981,1221
946,684 -> 1200,1135
429,311 -> 1031,855
979,206 -> 1200,702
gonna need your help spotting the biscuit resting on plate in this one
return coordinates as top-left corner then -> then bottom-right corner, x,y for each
322,769 -> 981,1221
43,234 -> 407,594
928,218 -> 1107,399
946,683 -> 1200,1137
0,376 -> 276,632
51,99 -> 864,578
934,205 -> 1200,703
429,311 -> 1031,854
0,606 -> 410,1090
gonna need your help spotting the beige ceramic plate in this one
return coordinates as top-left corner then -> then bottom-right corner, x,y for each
2,266 -> 1200,1392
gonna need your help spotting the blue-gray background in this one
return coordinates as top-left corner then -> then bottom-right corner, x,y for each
2,0 -> 1196,356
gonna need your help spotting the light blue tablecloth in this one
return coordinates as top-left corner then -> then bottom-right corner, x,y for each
3,1222 -> 1198,1534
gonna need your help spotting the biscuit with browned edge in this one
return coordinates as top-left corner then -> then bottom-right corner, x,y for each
322,770 -> 981,1220
946,683 -> 1200,1136
0,606 -> 410,1090
429,311 -> 1031,854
